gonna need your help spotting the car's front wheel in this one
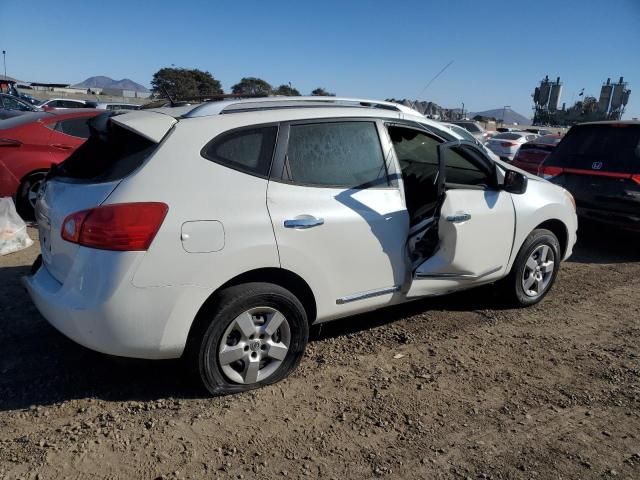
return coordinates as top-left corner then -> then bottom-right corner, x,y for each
502,228 -> 561,306
187,282 -> 309,396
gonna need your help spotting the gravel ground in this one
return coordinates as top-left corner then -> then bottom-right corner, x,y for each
1,226 -> 639,480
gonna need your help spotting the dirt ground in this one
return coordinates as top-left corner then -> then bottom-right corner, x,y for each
1,226 -> 639,480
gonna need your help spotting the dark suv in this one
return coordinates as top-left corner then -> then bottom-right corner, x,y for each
540,121 -> 640,230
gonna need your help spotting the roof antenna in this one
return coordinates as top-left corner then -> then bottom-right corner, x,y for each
161,86 -> 176,106
416,60 -> 454,99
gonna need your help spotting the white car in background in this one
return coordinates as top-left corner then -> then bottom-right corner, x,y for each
24,97 -> 577,396
39,98 -> 89,110
94,102 -> 141,111
486,131 -> 539,161
440,122 -> 500,162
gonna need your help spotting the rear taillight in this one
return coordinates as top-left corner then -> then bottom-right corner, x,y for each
501,142 -> 517,147
0,138 -> 21,148
539,165 -> 564,179
61,202 -> 168,251
632,174 -> 640,185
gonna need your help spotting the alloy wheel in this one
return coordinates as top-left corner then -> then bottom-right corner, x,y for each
218,306 -> 291,385
26,174 -> 46,209
522,244 -> 555,297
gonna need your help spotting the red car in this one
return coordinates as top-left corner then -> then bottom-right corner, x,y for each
0,109 -> 102,218
511,134 -> 563,175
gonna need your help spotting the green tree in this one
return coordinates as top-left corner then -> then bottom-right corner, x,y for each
273,84 -> 301,96
231,77 -> 272,95
311,87 -> 335,96
151,67 -> 223,99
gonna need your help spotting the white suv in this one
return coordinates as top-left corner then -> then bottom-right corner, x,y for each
24,97 -> 577,395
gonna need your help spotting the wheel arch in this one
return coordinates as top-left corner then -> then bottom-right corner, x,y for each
184,267 -> 317,355
534,218 -> 569,258
20,168 -> 49,185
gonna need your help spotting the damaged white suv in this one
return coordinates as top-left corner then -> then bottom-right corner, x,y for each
24,97 -> 577,395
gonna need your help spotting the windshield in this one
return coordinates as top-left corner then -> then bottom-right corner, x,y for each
547,124 -> 640,173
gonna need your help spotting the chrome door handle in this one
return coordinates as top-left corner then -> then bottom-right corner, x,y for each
284,217 -> 325,229
446,213 -> 471,223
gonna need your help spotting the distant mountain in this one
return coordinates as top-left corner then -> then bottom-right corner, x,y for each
469,108 -> 531,125
73,76 -> 149,92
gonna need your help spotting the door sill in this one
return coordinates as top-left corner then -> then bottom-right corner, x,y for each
415,265 -> 502,280
336,285 -> 401,305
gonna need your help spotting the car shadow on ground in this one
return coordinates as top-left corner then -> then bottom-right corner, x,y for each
0,266 -> 514,412
1,224 -> 638,411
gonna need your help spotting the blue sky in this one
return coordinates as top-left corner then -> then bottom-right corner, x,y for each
1,0 -> 639,118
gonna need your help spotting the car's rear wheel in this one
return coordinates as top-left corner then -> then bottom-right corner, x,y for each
16,171 -> 47,220
187,282 -> 309,396
501,228 -> 560,306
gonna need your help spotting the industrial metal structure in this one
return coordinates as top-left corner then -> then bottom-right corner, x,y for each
533,75 -> 631,126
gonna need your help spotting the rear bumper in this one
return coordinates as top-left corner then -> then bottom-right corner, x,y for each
22,256 -> 210,359
577,206 -> 640,231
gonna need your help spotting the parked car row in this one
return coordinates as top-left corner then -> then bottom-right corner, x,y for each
0,92 -> 141,119
39,98 -> 141,111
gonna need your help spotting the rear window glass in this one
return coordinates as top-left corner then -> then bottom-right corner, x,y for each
54,112 -> 157,182
548,124 -> 640,172
202,126 -> 278,177
493,133 -> 522,140
0,112 -> 52,129
53,117 -> 92,138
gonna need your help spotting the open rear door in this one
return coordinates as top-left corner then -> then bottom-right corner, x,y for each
406,141 -> 516,297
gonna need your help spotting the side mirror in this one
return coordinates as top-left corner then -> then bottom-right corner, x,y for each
503,170 -> 528,194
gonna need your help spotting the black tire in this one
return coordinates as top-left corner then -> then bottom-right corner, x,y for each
16,171 -> 47,220
186,282 -> 309,396
501,228 -> 561,307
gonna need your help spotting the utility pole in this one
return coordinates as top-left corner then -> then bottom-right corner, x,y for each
2,50 -> 6,80
502,105 -> 511,126
461,102 -> 465,120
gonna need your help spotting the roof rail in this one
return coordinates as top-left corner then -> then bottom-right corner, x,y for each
182,96 -> 423,118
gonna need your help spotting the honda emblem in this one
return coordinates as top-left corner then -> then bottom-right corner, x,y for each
592,161 -> 603,170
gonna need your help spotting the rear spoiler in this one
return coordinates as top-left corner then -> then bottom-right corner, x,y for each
110,110 -> 177,143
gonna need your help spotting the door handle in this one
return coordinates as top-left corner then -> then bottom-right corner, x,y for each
284,217 -> 324,229
51,144 -> 73,150
446,213 -> 471,223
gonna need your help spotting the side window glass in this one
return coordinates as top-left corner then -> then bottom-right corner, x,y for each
444,147 -> 492,186
202,126 -> 278,177
58,117 -> 91,138
284,122 -> 388,188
